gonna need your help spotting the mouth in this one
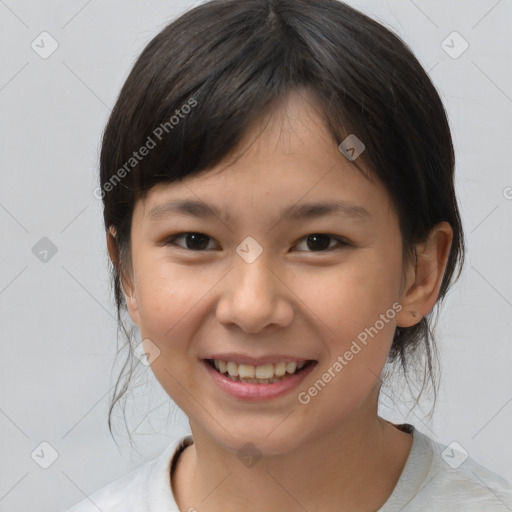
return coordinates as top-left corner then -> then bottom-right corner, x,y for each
204,358 -> 316,384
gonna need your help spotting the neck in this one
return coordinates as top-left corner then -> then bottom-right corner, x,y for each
172,411 -> 413,512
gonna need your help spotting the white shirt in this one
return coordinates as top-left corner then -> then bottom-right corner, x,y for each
65,425 -> 512,511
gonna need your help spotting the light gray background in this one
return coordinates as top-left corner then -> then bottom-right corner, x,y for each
0,1 -> 511,511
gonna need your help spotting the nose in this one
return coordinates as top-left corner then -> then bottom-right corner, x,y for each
215,253 -> 294,334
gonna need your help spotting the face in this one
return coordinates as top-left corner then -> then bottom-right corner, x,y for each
121,90 -> 411,456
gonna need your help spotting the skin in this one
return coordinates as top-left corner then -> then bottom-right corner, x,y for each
108,89 -> 453,512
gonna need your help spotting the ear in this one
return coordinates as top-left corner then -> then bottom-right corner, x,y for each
106,226 -> 141,326
396,221 -> 453,328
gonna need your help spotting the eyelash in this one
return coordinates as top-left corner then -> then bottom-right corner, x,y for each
164,232 -> 351,253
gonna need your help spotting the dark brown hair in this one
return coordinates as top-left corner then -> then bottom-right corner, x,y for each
99,0 -> 465,439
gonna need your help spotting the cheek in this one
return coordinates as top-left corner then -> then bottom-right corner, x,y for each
294,252 -> 402,341
132,261 -> 215,407
291,252 -> 403,411
134,255 -> 216,338
131,280 -> 198,393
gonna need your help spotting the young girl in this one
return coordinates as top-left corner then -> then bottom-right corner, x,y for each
67,0 -> 512,510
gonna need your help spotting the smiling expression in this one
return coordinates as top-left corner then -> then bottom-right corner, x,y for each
120,90 -> 413,455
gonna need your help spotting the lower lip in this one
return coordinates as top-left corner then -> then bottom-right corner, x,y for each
202,360 -> 316,401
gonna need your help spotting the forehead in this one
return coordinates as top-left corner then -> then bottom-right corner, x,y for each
135,91 -> 394,225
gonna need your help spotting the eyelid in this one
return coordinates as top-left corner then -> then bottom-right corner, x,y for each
165,232 -> 220,250
292,234 -> 351,252
293,232 -> 353,255
164,232 -> 351,252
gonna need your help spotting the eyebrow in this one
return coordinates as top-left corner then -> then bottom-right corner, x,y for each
147,198 -> 370,223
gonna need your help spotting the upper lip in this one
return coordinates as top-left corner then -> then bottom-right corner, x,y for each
203,353 -> 316,366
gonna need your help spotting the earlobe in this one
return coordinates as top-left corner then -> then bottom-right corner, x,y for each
123,284 -> 141,326
396,222 -> 453,328
125,289 -> 140,322
106,226 -> 141,326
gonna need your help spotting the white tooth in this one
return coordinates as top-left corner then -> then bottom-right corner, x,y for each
297,361 -> 306,370
255,364 -> 274,379
213,360 -> 220,370
218,360 -> 227,373
286,361 -> 297,374
274,362 -> 286,377
238,364 -> 255,378
227,361 -> 239,377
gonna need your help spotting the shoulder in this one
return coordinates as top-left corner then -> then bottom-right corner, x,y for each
425,433 -> 512,510
398,428 -> 512,511
64,461 -> 151,512
64,436 -> 192,512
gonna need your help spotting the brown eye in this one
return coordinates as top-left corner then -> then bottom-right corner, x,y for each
294,234 -> 349,252
166,232 -> 216,251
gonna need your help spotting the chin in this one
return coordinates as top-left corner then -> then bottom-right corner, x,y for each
197,417 -> 311,459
